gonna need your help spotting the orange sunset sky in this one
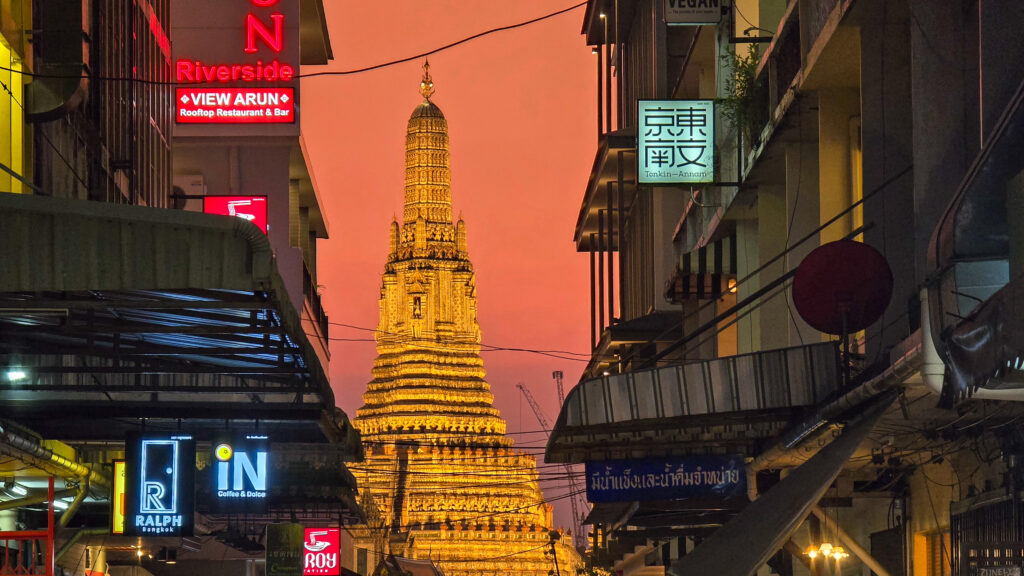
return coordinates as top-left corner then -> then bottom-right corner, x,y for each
300,3 -> 596,526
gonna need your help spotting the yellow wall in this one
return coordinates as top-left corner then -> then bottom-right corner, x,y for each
0,21 -> 26,194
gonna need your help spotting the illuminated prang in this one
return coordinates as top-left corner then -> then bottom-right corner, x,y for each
350,65 -> 582,576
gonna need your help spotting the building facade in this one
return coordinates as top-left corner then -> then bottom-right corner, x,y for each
0,1 -> 358,574
349,66 -> 582,576
550,1 -> 1024,576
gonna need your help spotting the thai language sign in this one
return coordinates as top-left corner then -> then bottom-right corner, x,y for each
177,88 -> 294,124
267,523 -> 305,576
638,100 -> 715,184
666,0 -> 723,25
585,454 -> 745,503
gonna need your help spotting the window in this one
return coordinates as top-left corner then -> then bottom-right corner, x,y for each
915,529 -> 951,576
357,548 -> 368,576
413,296 -> 423,319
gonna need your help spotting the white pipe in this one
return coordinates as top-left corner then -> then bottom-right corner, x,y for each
920,288 -> 1024,401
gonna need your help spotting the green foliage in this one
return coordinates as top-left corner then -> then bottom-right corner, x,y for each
719,44 -> 767,143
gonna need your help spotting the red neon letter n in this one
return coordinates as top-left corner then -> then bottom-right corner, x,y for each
245,12 -> 284,54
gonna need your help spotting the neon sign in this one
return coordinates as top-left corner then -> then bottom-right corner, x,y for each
203,196 -> 268,233
174,0 -> 296,124
176,60 -> 294,83
303,528 -> 341,575
124,434 -> 195,537
178,88 -> 294,124
208,435 -> 270,513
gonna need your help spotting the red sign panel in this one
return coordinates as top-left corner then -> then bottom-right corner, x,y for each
177,88 -> 293,124
303,528 -> 340,576
203,196 -> 268,234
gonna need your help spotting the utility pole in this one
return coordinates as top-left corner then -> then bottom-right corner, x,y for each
516,382 -> 588,551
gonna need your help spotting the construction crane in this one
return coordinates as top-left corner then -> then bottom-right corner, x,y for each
516,382 -> 588,551
553,370 -> 565,406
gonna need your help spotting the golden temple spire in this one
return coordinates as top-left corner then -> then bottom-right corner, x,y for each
420,58 -> 435,99
350,74 -> 583,576
405,62 -> 451,227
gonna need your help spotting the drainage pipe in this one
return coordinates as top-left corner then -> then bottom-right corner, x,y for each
58,476 -> 89,528
0,422 -> 109,489
55,527 -> 109,562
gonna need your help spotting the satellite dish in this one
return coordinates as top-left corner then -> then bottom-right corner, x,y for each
792,240 -> 893,336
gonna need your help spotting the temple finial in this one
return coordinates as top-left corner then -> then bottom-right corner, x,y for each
420,58 -> 435,99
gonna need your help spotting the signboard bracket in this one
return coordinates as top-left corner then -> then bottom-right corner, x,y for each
727,3 -> 774,44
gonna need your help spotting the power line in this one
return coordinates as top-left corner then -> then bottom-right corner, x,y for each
0,2 -> 587,86
327,335 -> 591,363
300,2 -> 587,78
327,321 -> 591,357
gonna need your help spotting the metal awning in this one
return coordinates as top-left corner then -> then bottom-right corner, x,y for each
0,192 -> 358,450
665,232 -> 738,303
547,342 -> 841,463
575,129 -> 637,251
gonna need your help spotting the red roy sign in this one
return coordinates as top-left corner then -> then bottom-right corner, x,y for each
303,528 -> 340,576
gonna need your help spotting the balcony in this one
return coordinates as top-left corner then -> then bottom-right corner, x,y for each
303,262 -> 330,344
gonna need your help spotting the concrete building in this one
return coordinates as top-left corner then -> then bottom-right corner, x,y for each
550,1 -> 1024,576
0,1 -> 359,574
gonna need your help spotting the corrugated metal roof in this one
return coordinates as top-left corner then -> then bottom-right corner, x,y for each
547,342 -> 841,462
0,192 -> 357,451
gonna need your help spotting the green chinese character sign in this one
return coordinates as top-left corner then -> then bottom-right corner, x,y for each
638,100 -> 715,184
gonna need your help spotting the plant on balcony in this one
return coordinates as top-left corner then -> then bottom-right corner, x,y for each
719,44 -> 767,146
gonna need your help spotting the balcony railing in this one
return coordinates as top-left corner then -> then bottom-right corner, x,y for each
303,264 -> 329,342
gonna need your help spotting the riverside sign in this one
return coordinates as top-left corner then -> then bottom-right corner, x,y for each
173,0 -> 298,125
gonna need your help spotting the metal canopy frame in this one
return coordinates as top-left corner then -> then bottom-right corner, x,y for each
0,192 -> 354,447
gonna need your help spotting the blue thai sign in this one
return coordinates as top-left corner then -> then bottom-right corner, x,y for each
585,455 -> 746,503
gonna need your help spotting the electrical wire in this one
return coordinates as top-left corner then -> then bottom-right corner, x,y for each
0,75 -> 85,194
327,321 -> 591,357
0,3 -> 587,86
300,2 -> 587,79
310,330 -> 590,362
617,164 -> 911,372
732,2 -> 775,37
783,96 -> 805,346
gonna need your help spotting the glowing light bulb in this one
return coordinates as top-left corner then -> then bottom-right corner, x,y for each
819,542 -> 833,558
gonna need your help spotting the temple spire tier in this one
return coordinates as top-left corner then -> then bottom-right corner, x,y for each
350,65 -> 581,576
404,60 -> 452,228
